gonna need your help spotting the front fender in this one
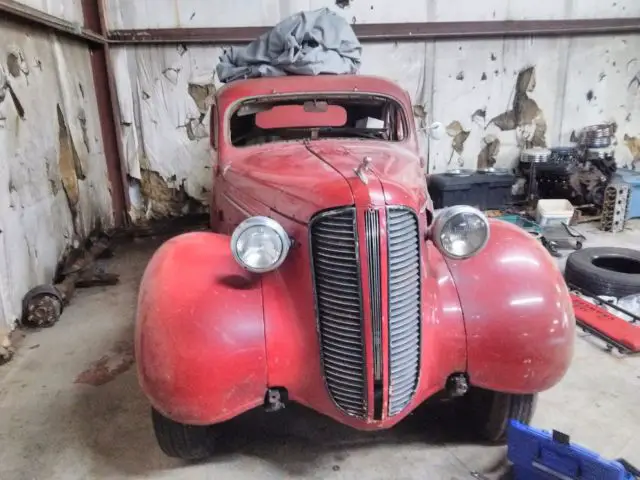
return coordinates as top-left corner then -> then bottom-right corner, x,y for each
445,219 -> 575,394
135,232 -> 267,425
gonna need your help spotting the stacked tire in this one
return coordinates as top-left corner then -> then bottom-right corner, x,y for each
565,247 -> 640,297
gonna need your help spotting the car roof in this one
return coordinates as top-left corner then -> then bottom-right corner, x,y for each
216,75 -> 410,110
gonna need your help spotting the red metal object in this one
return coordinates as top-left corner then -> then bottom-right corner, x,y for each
571,294 -> 640,353
136,75 -> 574,429
446,220 -> 575,393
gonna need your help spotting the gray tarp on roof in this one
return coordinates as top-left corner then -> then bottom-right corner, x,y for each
216,8 -> 362,83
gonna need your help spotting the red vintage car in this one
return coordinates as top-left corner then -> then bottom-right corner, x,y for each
135,75 -> 575,459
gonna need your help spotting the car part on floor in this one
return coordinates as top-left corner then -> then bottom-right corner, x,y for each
601,183 -> 630,233
516,130 -> 617,207
569,289 -> 640,355
612,168 -> 640,220
21,285 -> 64,328
508,420 -> 636,480
565,247 -> 640,297
151,408 -> 217,460
21,235 -> 117,328
570,284 -> 640,325
466,388 -> 537,444
542,222 -> 585,254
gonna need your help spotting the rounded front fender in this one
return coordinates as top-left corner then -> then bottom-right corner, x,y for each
445,220 -> 575,394
135,232 -> 267,425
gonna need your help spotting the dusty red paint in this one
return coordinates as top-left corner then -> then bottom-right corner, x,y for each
75,340 -> 134,386
136,75 -> 574,428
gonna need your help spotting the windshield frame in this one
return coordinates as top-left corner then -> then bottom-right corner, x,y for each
223,92 -> 412,150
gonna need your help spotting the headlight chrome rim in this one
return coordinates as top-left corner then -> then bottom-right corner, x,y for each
231,216 -> 291,273
431,205 -> 490,259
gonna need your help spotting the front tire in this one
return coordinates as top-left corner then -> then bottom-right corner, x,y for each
467,388 -> 537,444
151,408 -> 217,460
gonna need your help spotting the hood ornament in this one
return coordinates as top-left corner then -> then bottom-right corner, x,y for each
354,156 -> 372,185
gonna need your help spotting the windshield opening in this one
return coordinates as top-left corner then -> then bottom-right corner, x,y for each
229,95 -> 408,147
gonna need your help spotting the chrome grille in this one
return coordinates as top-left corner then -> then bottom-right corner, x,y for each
365,210 -> 383,380
387,207 -> 421,416
310,208 -> 367,417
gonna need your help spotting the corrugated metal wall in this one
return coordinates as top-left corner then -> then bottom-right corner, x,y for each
0,5 -> 114,330
104,0 -> 640,223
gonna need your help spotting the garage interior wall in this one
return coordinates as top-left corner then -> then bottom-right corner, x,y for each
0,1 -> 114,330
106,0 -> 640,223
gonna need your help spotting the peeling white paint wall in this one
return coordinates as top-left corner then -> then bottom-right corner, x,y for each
0,19 -> 114,330
105,0 -> 640,27
111,45 -> 217,222
12,0 -> 84,24
105,0 -> 640,219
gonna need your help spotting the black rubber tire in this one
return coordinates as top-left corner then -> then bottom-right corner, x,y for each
151,408 -> 217,460
565,247 -> 640,297
467,388 -> 537,444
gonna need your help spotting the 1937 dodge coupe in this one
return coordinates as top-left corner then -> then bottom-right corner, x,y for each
135,75 -> 575,459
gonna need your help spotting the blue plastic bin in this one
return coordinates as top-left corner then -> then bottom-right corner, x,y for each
507,421 -> 634,480
612,169 -> 640,219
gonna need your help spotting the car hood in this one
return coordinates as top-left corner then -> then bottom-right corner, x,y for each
223,143 -> 354,223
306,141 -> 430,216
224,141 -> 429,223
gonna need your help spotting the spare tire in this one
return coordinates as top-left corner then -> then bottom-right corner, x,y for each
565,247 -> 640,297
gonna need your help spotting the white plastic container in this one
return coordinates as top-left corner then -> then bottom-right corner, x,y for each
535,199 -> 575,227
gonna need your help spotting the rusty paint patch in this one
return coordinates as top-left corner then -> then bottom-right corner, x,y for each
489,66 -> 547,149
471,108 -> 486,126
75,340 -> 134,386
477,135 -> 500,169
77,108 -> 90,153
7,52 -> 21,77
188,82 -> 216,114
624,134 -> 640,168
162,67 -> 180,85
46,160 -> 61,195
140,169 -> 205,219
446,120 -> 470,156
57,105 -> 81,216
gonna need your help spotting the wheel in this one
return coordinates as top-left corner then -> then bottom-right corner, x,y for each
466,388 -> 537,444
565,247 -> 640,297
151,408 -> 217,460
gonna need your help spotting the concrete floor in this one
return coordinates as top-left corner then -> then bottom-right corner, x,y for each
1,223 -> 640,480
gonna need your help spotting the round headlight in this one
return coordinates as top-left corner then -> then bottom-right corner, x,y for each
231,216 -> 291,273
431,206 -> 490,259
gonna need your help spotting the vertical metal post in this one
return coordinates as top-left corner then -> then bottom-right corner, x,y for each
82,0 -> 128,227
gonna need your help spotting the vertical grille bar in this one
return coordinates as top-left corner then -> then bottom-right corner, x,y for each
387,207 -> 421,416
365,210 -> 383,380
310,208 -> 367,418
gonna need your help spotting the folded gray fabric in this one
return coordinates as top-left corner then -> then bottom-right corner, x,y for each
217,8 -> 362,83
